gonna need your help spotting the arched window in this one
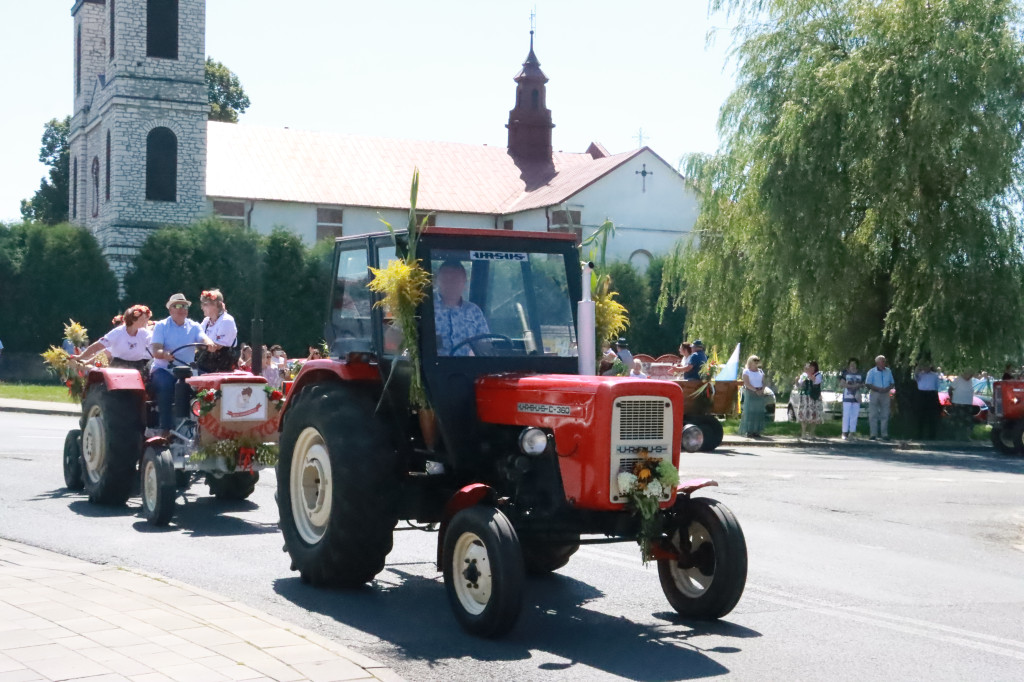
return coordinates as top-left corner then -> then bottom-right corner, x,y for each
146,127 -> 177,202
531,88 -> 539,110
105,131 -> 111,202
109,0 -> 116,60
72,158 -> 78,219
76,27 -> 82,95
91,158 -> 100,218
147,0 -> 179,60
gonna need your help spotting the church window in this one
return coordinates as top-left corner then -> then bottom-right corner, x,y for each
213,200 -> 246,226
316,207 -> 345,241
503,219 -> 514,231
76,27 -> 82,95
91,158 -> 100,218
109,0 -> 115,60
105,131 -> 111,202
550,208 -> 583,243
146,127 -> 177,202
531,89 -> 539,110
414,211 -> 437,228
72,158 -> 78,219
147,0 -> 179,60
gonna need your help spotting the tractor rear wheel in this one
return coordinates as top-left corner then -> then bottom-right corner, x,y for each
277,384 -> 398,587
521,538 -> 580,575
63,429 -> 84,490
991,423 -> 1017,455
208,471 -> 259,500
80,384 -> 144,505
658,497 -> 747,620
443,505 -> 524,637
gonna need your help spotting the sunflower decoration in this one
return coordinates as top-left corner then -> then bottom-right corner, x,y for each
616,452 -> 681,564
63,319 -> 89,349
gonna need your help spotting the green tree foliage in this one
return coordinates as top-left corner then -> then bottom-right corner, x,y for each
205,57 -> 251,123
0,222 -> 118,352
123,220 -> 331,356
663,0 -> 1024,374
20,117 -> 71,225
603,259 -> 686,357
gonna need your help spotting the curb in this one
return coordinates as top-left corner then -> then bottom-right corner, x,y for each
720,437 -> 992,452
0,404 -> 79,417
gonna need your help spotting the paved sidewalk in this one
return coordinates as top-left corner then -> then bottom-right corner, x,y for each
0,398 -> 79,417
0,540 -> 402,682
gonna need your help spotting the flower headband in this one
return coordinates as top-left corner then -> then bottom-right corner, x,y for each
200,290 -> 223,302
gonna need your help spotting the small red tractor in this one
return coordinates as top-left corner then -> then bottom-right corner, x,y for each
989,380 -> 1024,455
63,348 -> 282,525
276,228 -> 747,637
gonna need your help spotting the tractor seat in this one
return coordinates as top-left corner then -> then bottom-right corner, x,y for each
172,366 -> 194,381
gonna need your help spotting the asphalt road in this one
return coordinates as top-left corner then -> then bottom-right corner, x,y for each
2,411 -> 1023,681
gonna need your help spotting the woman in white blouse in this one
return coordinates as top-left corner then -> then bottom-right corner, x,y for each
71,305 -> 153,373
196,289 -> 239,373
739,355 -> 768,438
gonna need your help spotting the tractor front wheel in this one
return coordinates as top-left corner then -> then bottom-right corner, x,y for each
991,423 -> 1018,455
443,505 -> 524,638
63,429 -> 84,491
658,497 -> 747,620
208,471 -> 259,500
277,384 -> 398,587
140,446 -> 176,526
80,385 -> 144,505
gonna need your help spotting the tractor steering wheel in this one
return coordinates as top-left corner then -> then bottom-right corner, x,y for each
164,342 -> 209,368
448,333 -> 514,357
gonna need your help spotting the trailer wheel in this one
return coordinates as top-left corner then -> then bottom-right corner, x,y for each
208,471 -> 259,500
695,415 -> 724,452
80,384 -> 144,505
140,446 -> 176,526
443,505 -> 524,637
658,497 -> 747,620
521,538 -> 580,575
277,384 -> 398,587
63,429 -> 84,490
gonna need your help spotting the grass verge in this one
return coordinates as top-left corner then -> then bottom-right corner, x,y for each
0,382 -> 77,403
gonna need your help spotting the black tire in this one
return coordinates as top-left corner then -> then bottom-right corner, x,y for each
207,471 -> 260,500
277,383 -> 399,587
521,539 -> 580,575
991,423 -> 1016,454
1009,420 -> 1024,456
658,497 -> 747,620
693,415 -> 724,452
80,384 -> 144,505
443,505 -> 524,637
140,446 -> 176,526
63,429 -> 84,491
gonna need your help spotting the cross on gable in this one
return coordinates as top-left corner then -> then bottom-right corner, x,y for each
635,163 -> 654,192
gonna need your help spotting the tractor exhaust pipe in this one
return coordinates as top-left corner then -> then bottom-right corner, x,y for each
578,261 -> 596,376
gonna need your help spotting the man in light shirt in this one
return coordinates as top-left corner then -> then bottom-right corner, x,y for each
865,355 -> 895,441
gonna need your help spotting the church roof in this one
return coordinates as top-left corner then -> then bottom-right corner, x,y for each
206,122 -> 647,215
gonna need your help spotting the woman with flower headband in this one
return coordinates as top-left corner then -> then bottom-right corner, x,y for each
71,305 -> 153,374
195,288 -> 239,373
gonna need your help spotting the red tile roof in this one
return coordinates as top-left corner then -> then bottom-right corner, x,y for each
205,122 -> 644,215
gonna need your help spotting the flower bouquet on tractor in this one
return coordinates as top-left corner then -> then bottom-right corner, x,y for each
61,342 -> 283,527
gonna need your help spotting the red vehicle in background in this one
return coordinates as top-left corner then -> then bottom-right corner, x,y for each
990,380 -> 1024,455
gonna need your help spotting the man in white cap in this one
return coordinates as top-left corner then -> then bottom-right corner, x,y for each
150,293 -> 214,435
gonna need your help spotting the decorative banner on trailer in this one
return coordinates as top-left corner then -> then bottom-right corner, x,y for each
220,384 -> 268,421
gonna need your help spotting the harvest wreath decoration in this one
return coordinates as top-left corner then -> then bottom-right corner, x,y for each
616,452 -> 680,564
191,436 -> 279,471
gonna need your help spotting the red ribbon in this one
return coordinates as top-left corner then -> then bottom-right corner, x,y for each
238,447 -> 256,472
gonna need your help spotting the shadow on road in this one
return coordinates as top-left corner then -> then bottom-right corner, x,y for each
275,567 -> 760,680
131,495 -> 279,537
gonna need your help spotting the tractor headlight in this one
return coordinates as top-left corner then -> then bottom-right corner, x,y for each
519,428 -> 548,456
682,423 -> 704,453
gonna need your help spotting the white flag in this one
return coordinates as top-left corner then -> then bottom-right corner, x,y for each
717,343 -> 742,381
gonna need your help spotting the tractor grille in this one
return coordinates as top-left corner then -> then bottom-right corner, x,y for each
617,398 -> 669,441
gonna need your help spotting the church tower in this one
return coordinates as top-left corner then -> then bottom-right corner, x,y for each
69,0 -> 209,281
506,32 -> 554,162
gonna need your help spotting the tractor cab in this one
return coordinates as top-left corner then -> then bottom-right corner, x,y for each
326,228 -> 582,462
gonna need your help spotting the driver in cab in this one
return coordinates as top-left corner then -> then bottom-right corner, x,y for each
434,260 -> 489,357
151,293 -> 215,436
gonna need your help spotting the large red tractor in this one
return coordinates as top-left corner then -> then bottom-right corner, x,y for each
276,228 -> 747,637
989,380 -> 1024,455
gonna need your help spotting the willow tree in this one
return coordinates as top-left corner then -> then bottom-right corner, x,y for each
663,0 -> 1024,374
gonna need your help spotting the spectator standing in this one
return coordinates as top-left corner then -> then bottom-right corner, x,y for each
796,361 -> 824,439
950,370 -> 975,439
914,361 -> 940,440
865,355 -> 895,440
840,358 -> 864,440
739,355 -> 767,438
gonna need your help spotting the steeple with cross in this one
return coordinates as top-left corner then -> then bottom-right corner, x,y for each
506,15 -> 554,162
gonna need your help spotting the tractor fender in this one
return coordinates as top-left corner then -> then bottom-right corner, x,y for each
88,367 -> 147,394
278,359 -> 381,427
677,478 -> 718,496
647,479 -> 722,563
435,483 -> 497,569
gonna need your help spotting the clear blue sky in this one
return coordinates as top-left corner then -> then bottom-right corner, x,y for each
0,0 -> 738,223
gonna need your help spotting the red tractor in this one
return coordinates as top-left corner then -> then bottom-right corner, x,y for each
62,350 -> 282,525
989,380 -> 1024,455
276,228 -> 747,637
